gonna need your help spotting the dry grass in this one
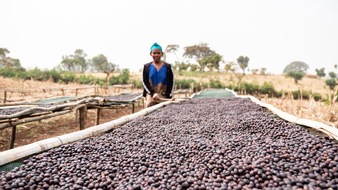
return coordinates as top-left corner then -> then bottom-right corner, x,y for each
0,76 -> 138,103
174,72 -> 330,95
261,97 -> 337,128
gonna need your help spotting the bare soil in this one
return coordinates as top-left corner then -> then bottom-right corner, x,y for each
0,104 -> 144,151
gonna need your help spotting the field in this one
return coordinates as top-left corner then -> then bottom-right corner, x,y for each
0,72 -> 337,151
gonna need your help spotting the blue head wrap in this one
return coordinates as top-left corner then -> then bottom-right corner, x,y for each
150,42 -> 162,52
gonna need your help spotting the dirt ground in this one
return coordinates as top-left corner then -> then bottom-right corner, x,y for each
0,103 -> 144,151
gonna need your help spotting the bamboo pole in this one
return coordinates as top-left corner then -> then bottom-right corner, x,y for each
0,110 -> 72,130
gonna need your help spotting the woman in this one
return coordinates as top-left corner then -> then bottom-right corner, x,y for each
142,42 -> 174,108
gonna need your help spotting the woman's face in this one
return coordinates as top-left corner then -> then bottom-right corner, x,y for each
150,49 -> 162,62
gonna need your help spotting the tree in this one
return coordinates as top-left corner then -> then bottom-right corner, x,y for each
326,66 -> 338,120
0,48 -> 10,60
325,79 -> 337,90
259,68 -> 267,75
229,61 -> 245,86
91,54 -> 116,84
164,44 -> 180,63
73,49 -> 89,72
175,62 -> 190,71
328,72 -> 337,79
190,64 -> 199,72
283,61 -> 309,74
198,53 -> 223,71
0,48 -> 24,69
224,63 -> 232,73
251,69 -> 258,75
286,71 -> 305,84
237,56 -> 249,74
60,49 -> 89,72
183,43 -> 215,70
315,68 -> 326,78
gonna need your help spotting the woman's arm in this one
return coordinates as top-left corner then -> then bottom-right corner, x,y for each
166,64 -> 174,98
142,63 -> 155,97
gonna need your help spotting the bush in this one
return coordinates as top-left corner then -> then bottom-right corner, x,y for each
24,68 -> 45,81
260,82 -> 277,97
131,80 -> 143,89
60,72 -> 76,84
292,90 -> 310,100
118,69 -> 130,84
210,79 -> 223,88
312,92 -> 322,101
109,69 -> 130,85
109,76 -> 119,85
44,69 -> 62,82
0,67 -> 22,78
76,75 -> 96,84
239,82 -> 260,94
175,79 -> 196,89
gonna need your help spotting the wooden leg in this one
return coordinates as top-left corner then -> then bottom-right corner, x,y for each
96,108 -> 101,125
9,125 -> 17,149
79,106 -> 87,130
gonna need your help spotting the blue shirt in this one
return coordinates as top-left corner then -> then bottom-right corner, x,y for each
148,64 -> 168,87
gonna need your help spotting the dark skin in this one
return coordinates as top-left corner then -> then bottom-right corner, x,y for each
150,49 -> 164,71
149,48 -> 164,99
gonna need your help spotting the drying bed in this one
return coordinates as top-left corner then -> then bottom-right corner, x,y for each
0,97 -> 337,189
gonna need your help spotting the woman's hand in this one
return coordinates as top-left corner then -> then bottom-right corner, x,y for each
152,93 -> 160,100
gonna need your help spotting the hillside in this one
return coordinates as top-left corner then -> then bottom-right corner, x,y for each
173,72 -> 330,95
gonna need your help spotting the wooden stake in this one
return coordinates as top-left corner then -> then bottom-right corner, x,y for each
3,91 -> 7,103
9,124 -> 17,149
96,108 -> 101,125
79,106 -> 87,130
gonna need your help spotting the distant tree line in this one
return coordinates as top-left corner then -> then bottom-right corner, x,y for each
1,45 -> 338,92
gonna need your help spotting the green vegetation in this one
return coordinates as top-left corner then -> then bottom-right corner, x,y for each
283,61 -> 309,84
109,69 -> 130,85
1,46 -> 336,102
286,71 -> 305,84
0,67 -> 126,86
0,66 -> 331,101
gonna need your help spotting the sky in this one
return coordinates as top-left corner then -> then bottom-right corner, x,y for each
1,0 -> 338,74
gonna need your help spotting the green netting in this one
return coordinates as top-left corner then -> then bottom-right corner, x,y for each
0,161 -> 23,172
193,89 -> 235,98
32,96 -> 76,105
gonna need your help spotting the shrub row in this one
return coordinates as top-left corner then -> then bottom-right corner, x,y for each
174,79 -> 325,101
0,67 -> 326,101
0,68 -> 129,86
